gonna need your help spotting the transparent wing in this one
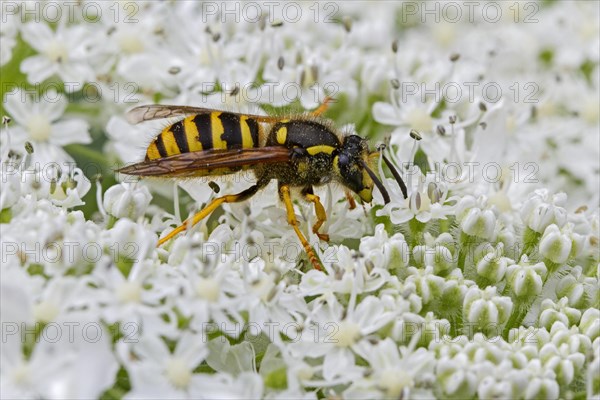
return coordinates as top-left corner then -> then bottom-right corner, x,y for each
126,104 -> 282,124
117,147 -> 292,177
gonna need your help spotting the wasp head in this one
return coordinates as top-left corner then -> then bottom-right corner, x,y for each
335,135 -> 391,204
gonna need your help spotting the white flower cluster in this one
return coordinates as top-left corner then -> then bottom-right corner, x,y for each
1,1 -> 598,399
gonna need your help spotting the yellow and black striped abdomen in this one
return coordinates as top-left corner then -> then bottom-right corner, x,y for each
145,112 -> 262,161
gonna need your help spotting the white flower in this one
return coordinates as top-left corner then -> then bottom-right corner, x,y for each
288,295 -> 396,383
104,183 -> 152,220
521,189 -> 568,234
0,162 -> 21,209
92,258 -> 179,339
119,332 -> 209,398
189,372 -> 264,399
0,5 -> 18,66
55,169 -> 91,208
3,89 -> 91,166
377,174 -> 456,224
1,332 -> 74,398
345,338 -> 435,399
20,22 -> 95,87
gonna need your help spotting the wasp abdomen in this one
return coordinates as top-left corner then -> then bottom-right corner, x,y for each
145,112 -> 261,161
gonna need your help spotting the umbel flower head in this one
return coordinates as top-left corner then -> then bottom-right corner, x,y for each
0,1 -> 598,399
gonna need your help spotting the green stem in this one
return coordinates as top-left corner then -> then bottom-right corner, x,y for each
521,227 -> 542,259
457,232 -> 471,272
503,301 -> 530,338
409,218 -> 425,247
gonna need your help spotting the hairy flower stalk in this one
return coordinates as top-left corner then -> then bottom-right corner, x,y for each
1,2 -> 598,399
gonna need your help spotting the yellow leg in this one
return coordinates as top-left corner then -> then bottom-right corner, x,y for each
345,190 -> 357,210
279,185 -> 322,270
303,190 -> 329,242
157,184 -> 261,246
311,96 -> 333,117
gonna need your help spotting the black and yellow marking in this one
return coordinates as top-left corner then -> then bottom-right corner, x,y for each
146,112 -> 262,161
241,116 -> 260,148
193,114 -> 213,150
268,120 -> 340,155
218,112 -> 242,148
171,120 -> 188,153
306,145 -> 336,155
154,134 -> 168,157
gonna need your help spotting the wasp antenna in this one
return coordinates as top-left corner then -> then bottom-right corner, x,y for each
360,161 -> 390,204
382,154 -> 408,199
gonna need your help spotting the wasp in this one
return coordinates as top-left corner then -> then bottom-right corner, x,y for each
118,98 -> 407,270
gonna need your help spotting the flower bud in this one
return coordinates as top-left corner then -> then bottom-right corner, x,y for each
539,224 -> 572,264
474,243 -> 511,283
413,233 -> 456,274
506,259 -> 547,299
539,342 -> 585,386
463,286 -> 513,335
405,266 -> 444,305
587,355 -> 600,398
104,183 -> 152,220
555,266 -> 587,308
579,308 -> 600,340
360,224 -> 409,271
524,359 -> 559,400
461,208 -> 496,240
437,354 -> 478,398
549,323 -> 592,356
539,298 -> 582,330
508,326 -> 550,349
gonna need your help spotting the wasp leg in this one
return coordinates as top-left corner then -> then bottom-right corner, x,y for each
302,186 -> 329,242
279,184 -> 322,270
157,183 -> 263,246
310,96 -> 333,117
344,190 -> 357,210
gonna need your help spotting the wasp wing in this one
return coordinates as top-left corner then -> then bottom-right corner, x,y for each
117,147 -> 292,177
126,104 -> 282,124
